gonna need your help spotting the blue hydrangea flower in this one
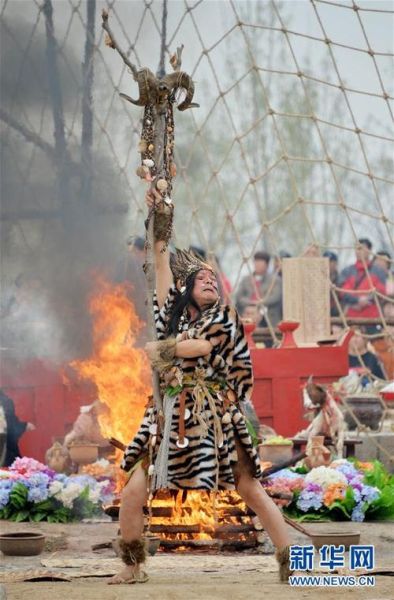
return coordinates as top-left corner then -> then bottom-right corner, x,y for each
28,485 -> 49,503
361,485 -> 380,503
351,503 -> 365,522
0,488 -> 11,509
27,472 -> 50,488
268,469 -> 302,481
296,483 -> 324,512
15,477 -> 31,489
0,479 -> 14,491
335,462 -> 362,483
72,475 -> 97,487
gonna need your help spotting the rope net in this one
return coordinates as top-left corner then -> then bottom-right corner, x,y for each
0,1 -> 393,455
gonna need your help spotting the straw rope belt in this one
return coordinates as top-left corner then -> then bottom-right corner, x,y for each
153,370 -> 233,490
167,372 -> 230,449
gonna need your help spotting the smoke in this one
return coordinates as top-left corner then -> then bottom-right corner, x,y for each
0,16 -> 81,110
0,12 -> 138,363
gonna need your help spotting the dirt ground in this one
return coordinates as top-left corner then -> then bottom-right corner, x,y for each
1,519 -> 393,600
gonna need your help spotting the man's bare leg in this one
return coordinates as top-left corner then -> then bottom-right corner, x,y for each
236,473 -> 291,549
108,465 -> 148,584
236,472 -> 293,581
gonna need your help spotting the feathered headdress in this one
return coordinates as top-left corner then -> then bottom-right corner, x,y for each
170,248 -> 215,286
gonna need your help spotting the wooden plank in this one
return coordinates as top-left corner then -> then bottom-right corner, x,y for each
282,257 -> 330,344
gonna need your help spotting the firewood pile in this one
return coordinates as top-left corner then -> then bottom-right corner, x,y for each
103,490 -> 291,552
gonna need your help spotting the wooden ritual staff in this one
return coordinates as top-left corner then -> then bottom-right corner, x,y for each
102,10 -> 198,419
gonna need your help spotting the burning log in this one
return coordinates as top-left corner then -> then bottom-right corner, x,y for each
108,436 -> 126,452
159,539 -> 258,550
149,506 -> 173,517
217,507 -> 253,518
214,524 -> 256,536
149,524 -> 202,534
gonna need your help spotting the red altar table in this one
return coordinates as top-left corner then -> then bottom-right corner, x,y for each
250,328 -> 353,437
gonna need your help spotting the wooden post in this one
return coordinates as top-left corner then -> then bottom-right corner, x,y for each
282,257 -> 330,345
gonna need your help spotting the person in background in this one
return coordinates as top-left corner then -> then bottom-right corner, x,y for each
338,239 -> 387,329
372,302 -> 394,380
273,251 -> 292,278
0,389 -> 35,467
302,243 -> 320,257
242,304 -> 261,325
235,251 -> 282,330
348,330 -> 387,383
374,250 -> 394,298
323,251 -> 340,317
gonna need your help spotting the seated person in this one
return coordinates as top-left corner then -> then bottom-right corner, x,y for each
348,330 -> 387,383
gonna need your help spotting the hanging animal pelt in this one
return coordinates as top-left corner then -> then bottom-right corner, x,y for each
298,377 -> 346,458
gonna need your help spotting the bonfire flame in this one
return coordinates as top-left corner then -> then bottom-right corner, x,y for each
152,490 -> 247,541
71,277 -> 248,542
71,276 -> 151,448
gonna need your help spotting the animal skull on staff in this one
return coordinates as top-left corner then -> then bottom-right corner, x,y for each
101,9 -> 199,418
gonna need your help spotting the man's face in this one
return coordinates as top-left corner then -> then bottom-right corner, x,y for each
375,255 -> 390,273
329,259 -> 338,276
356,243 -> 370,263
192,269 -> 219,308
243,304 -> 260,323
254,259 -> 268,275
349,332 -> 367,354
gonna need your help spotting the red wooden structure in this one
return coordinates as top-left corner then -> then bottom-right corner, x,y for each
0,327 -> 352,462
249,325 -> 353,436
0,357 -> 93,463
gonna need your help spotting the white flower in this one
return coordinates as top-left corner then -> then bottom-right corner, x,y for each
58,483 -> 84,508
49,480 -> 64,497
88,488 -> 101,503
305,466 -> 347,490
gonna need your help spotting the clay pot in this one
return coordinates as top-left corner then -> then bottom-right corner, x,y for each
0,532 -> 46,556
304,435 -> 331,469
311,531 -> 360,550
259,443 -> 293,464
69,443 -> 99,466
344,395 -> 384,431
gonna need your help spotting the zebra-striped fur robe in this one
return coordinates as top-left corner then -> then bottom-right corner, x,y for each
121,285 -> 262,490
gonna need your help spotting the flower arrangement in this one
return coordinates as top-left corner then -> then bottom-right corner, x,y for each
0,457 -> 115,523
263,458 -> 394,522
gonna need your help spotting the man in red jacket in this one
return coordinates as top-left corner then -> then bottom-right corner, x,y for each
338,238 -> 387,320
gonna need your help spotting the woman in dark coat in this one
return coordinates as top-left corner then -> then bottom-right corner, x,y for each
0,389 -> 35,466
